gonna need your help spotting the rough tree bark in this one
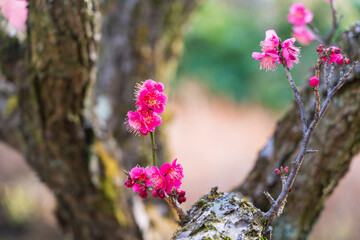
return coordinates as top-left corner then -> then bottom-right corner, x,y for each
0,0 -> 360,239
0,0 -> 200,239
18,1 -> 141,239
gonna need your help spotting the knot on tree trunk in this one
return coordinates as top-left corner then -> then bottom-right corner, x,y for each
172,187 -> 269,240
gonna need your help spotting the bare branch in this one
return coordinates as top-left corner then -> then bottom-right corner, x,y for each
164,194 -> 187,220
325,0 -> 340,44
264,60 -> 359,222
283,65 -> 307,134
263,191 -> 275,205
307,23 -> 325,45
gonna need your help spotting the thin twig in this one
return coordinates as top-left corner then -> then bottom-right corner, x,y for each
263,191 -> 275,205
150,131 -> 157,166
283,65 -> 307,134
325,0 -> 340,44
307,23 -> 325,45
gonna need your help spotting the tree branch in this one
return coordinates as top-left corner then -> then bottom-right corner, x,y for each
235,22 -> 360,239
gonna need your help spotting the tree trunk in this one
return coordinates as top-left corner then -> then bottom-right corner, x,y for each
0,0 -> 200,239
234,23 -> 360,240
19,1 -> 141,239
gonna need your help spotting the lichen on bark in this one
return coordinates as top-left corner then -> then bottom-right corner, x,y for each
172,187 -> 268,240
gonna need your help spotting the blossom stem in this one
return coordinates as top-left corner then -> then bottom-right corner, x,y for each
150,131 -> 157,166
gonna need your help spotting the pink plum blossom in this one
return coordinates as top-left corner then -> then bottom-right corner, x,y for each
288,3 -> 313,26
160,159 -> 184,193
126,108 -> 162,136
281,38 -> 300,69
292,26 -> 314,45
136,79 -> 167,114
252,51 -> 281,71
139,108 -> 162,132
136,79 -> 165,93
126,110 -> 148,135
260,30 -> 280,52
322,47 -> 344,65
328,53 -> 344,65
0,0 -> 28,32
309,76 -> 320,87
126,166 -> 153,198
149,166 -> 167,191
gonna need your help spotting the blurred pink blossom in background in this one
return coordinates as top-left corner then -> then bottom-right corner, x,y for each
292,26 -> 314,45
0,0 -> 28,32
288,3 -> 313,26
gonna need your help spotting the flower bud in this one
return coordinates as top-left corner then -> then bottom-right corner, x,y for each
283,166 -> 289,173
330,47 -> 341,54
139,188 -> 148,199
288,188 -> 292,192
309,76 -> 320,87
275,169 -> 281,175
178,190 -> 186,197
124,178 -> 134,188
316,45 -> 324,53
159,191 -> 165,199
178,196 -> 187,204
152,189 -> 160,198
344,58 -> 351,65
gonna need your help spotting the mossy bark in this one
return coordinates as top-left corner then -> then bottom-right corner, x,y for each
172,188 -> 268,240
18,1 -> 141,239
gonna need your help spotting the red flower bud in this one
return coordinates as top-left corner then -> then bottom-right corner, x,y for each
309,76 -> 320,87
344,58 -> 351,65
283,166 -> 289,173
125,178 -> 134,188
316,45 -> 324,53
139,188 -> 148,199
178,196 -> 187,204
288,188 -> 292,192
159,191 -> 165,199
178,190 -> 186,197
275,169 -> 281,175
330,47 -> 341,54
152,189 -> 160,198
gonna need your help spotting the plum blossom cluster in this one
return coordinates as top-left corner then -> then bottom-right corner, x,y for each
317,45 -> 351,66
125,159 -> 186,203
126,79 -> 167,135
288,3 -> 314,45
252,30 -> 300,71
308,45 -> 351,88
0,0 -> 28,32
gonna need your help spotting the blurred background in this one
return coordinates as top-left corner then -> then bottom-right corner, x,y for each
0,0 -> 360,239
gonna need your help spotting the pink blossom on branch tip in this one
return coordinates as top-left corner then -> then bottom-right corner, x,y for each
136,79 -> 167,114
0,0 -> 28,32
260,29 -> 280,51
281,38 -> 300,69
288,3 -> 313,26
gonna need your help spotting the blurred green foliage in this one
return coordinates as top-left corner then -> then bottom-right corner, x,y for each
176,0 -> 360,109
